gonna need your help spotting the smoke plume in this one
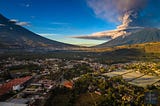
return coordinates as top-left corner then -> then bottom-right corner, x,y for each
87,0 -> 160,29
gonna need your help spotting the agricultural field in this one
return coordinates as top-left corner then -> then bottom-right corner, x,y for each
102,70 -> 132,77
129,75 -> 160,87
154,80 -> 160,87
102,69 -> 160,87
122,71 -> 144,81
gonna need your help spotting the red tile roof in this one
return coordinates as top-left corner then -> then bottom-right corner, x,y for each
0,76 -> 32,96
63,81 -> 73,89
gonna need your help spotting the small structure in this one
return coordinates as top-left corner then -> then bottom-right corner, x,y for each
13,85 -> 23,91
94,91 -> 102,95
62,81 -> 74,89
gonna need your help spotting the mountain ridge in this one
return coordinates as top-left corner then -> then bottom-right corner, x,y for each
0,14 -> 77,50
95,28 -> 160,48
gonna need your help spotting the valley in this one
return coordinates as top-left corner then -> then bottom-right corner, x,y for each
0,1 -> 160,105
0,50 -> 160,105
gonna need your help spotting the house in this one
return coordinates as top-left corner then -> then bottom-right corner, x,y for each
13,84 -> 23,91
0,76 -> 32,97
62,81 -> 74,89
94,91 -> 102,95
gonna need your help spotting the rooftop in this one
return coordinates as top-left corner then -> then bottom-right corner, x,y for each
0,76 -> 32,96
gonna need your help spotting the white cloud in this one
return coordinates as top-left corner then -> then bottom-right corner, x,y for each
72,27 -> 143,40
10,19 -> 30,26
9,19 -> 19,23
15,22 -> 30,26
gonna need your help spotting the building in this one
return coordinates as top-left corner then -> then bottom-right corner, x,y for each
0,76 -> 32,97
62,81 -> 74,89
13,84 -> 23,91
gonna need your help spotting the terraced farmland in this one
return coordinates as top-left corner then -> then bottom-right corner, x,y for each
103,70 -> 160,87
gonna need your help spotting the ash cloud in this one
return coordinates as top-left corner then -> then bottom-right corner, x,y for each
87,0 -> 160,29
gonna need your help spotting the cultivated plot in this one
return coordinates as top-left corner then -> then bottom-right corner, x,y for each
122,71 -> 144,81
154,81 -> 160,86
102,70 -> 132,77
129,75 -> 160,87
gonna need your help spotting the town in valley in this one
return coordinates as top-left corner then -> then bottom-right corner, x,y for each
0,54 -> 159,105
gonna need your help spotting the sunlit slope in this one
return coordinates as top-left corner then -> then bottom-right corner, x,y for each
96,28 -> 160,48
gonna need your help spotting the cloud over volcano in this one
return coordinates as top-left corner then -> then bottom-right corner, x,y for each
87,0 -> 160,28
73,0 -> 160,40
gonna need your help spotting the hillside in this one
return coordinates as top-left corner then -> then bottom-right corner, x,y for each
0,14 -> 76,50
96,28 -> 160,48
90,42 -> 160,54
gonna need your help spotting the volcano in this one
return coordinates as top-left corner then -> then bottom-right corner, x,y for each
95,28 -> 160,48
0,14 -> 76,51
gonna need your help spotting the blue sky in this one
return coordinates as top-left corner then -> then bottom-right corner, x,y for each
0,0 -> 117,46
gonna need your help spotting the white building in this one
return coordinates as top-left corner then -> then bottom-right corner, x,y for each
13,85 -> 23,91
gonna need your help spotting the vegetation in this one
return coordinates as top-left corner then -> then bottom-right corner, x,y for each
124,62 -> 160,76
1,42 -> 160,105
1,41 -> 160,65
45,74 -> 159,106
64,63 -> 93,80
8,64 -> 41,71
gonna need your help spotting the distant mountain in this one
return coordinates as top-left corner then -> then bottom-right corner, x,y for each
0,14 -> 76,51
96,28 -> 160,48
